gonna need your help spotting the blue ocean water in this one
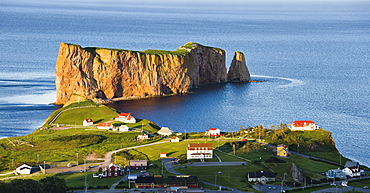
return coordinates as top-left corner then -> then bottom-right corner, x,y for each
0,1 -> 369,166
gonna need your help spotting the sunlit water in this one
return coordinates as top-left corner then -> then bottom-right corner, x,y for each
0,0 -> 369,166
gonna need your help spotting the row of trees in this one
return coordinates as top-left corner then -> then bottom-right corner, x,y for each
0,176 -> 67,193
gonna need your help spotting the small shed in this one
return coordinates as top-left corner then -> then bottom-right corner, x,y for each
170,136 -> 180,142
160,152 -> 167,158
16,163 -> 32,175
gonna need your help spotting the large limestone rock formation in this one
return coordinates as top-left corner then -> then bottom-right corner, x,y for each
227,51 -> 251,82
55,42 -> 229,104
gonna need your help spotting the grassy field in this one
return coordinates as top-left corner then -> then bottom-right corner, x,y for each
53,106 -> 118,125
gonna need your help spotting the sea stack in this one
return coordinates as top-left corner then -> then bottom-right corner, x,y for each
227,51 -> 251,82
55,42 -> 229,104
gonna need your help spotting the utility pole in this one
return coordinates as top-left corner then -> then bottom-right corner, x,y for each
76,153 -> 79,166
128,169 -> 131,189
85,173 -> 88,193
233,144 -> 236,155
214,175 -> 217,186
44,161 -> 46,174
161,162 -> 164,175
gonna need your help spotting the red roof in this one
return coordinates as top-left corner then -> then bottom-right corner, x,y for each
85,119 -> 93,122
98,123 -> 112,127
209,128 -> 218,130
115,113 -> 134,120
292,120 -> 315,127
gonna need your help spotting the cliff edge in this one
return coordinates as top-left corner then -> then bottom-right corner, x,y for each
55,42 -> 249,104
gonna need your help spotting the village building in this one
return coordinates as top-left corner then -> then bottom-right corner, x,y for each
247,171 -> 277,184
170,136 -> 180,142
115,112 -> 136,123
15,163 -> 33,175
130,160 -> 148,170
187,143 -> 213,160
290,120 -> 319,131
137,134 -> 149,141
205,128 -> 221,137
119,125 -> 129,132
326,168 -> 346,179
160,152 -> 167,158
277,144 -> 289,157
157,127 -> 173,136
133,176 -> 199,189
342,161 -> 361,178
106,163 -> 124,177
83,119 -> 93,126
97,122 -> 112,130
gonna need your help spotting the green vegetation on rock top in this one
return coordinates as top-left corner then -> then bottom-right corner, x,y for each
72,42 -> 224,56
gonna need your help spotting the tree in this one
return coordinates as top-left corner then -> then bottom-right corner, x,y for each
40,176 -> 68,193
10,179 -> 42,193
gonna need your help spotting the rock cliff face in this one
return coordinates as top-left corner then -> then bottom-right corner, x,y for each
55,42 -> 230,104
227,51 -> 251,82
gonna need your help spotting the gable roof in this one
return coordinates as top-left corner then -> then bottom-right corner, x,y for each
130,160 -> 147,166
187,143 -> 213,150
84,119 -> 93,122
344,161 -> 359,168
292,120 -> 315,127
97,122 -> 112,127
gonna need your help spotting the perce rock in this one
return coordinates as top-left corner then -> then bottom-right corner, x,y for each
55,42 -> 250,104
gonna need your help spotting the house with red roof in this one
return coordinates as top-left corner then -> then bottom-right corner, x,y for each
343,166 -> 361,178
342,161 -> 361,178
205,128 -> 221,137
97,122 -> 112,130
170,136 -> 180,142
290,120 -> 318,131
115,112 -> 136,123
83,119 -> 93,126
106,163 -> 124,177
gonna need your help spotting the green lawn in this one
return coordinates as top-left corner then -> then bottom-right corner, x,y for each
53,106 -> 118,125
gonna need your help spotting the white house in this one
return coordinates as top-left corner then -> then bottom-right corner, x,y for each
343,167 -> 361,178
157,127 -> 173,136
187,143 -> 213,160
205,128 -> 221,137
247,171 -> 277,184
97,122 -> 112,129
290,120 -> 319,131
83,119 -> 93,126
160,152 -> 167,158
119,125 -> 129,132
342,161 -> 361,178
170,136 -> 180,142
137,134 -> 149,141
115,113 -> 136,123
16,163 -> 32,175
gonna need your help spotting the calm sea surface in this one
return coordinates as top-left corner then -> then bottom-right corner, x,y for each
1,0 -> 369,166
